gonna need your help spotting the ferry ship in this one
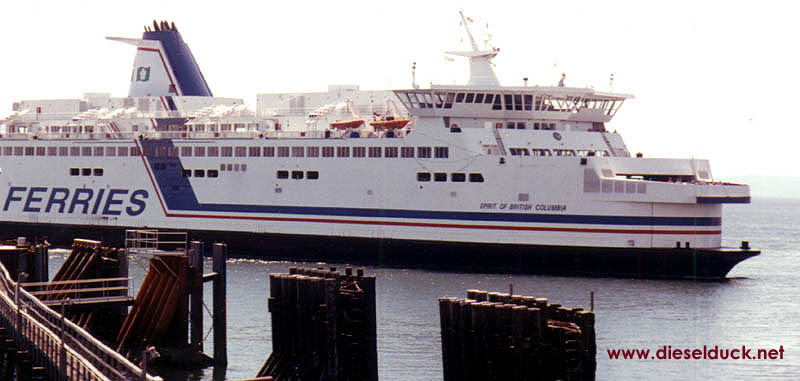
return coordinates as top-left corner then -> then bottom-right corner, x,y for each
0,18 -> 759,279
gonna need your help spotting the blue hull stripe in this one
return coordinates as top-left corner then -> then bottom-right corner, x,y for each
139,139 -> 721,227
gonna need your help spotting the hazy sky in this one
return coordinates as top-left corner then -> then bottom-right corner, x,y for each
1,0 -> 798,178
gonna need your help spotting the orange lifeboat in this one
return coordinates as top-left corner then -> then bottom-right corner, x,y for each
330,119 -> 365,129
369,119 -> 409,130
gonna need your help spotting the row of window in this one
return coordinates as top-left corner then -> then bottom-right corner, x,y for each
69,168 -> 104,176
398,90 -> 622,116
416,172 -> 484,183
4,146 -> 137,157
508,148 -> 609,157
495,121 -> 557,130
181,169 -> 220,178
277,170 -> 319,180
0,145 -> 449,159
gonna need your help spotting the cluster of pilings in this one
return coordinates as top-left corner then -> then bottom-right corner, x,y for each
258,266 -> 377,381
439,290 -> 596,381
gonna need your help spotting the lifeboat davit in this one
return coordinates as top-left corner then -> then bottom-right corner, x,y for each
369,119 -> 409,130
330,119 -> 365,129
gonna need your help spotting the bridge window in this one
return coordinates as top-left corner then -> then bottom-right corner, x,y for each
451,173 -> 466,182
475,93 -> 485,103
465,93 -> 475,103
484,94 -> 494,104
524,95 -> 533,111
492,94 -> 502,110
504,94 -> 513,110
455,93 -> 465,103
469,173 -> 484,182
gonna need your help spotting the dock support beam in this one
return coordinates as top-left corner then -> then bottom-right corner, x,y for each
212,243 -> 227,367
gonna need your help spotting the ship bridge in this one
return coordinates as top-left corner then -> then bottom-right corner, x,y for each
393,87 -> 632,123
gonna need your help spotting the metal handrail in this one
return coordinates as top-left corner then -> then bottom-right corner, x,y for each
0,260 -> 162,380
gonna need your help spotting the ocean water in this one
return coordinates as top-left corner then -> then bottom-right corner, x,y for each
47,197 -> 800,380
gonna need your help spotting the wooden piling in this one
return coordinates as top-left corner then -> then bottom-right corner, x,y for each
259,266 -> 377,380
189,241 -> 203,349
212,243 -> 227,367
440,289 -> 596,381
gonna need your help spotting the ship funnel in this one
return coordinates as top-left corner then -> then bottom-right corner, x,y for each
107,21 -> 213,97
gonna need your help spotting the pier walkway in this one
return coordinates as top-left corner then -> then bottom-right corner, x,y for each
0,259 -> 161,380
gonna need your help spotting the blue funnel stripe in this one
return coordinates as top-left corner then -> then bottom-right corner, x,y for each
142,30 -> 212,96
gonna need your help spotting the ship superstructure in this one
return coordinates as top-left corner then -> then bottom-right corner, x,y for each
0,19 -> 758,279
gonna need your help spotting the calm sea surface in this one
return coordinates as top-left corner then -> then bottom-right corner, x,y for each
48,197 -> 800,380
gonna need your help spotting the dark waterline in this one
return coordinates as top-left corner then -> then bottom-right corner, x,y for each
46,198 -> 799,380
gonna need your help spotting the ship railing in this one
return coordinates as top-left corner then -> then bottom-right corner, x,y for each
124,229 -> 188,258
263,130 -> 329,139
146,130 -> 262,140
0,259 -> 161,380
